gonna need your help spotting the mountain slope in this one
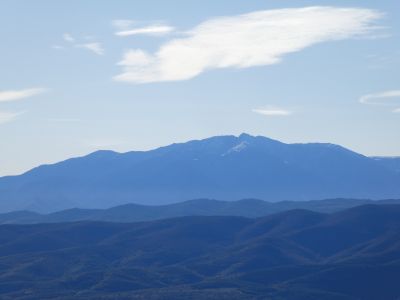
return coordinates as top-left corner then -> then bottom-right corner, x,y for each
371,156 -> 400,174
1,133 -> 399,213
0,205 -> 400,299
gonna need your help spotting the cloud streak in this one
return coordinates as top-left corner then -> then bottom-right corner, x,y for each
56,33 -> 104,55
253,107 -> 292,116
0,88 -> 47,102
76,43 -> 105,55
0,111 -> 23,124
114,6 -> 383,84
63,33 -> 75,43
116,25 -> 175,37
113,20 -> 174,37
359,90 -> 400,105
360,90 -> 400,113
0,88 -> 46,125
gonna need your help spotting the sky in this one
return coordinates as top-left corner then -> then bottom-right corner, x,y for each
0,0 -> 399,176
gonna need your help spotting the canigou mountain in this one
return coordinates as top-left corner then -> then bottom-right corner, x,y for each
0,134 -> 399,213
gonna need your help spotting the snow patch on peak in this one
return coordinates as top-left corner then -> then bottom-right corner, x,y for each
222,141 -> 249,156
231,141 -> 249,152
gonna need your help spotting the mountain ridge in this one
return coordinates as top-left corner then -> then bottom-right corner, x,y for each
0,133 -> 399,213
1,198 -> 399,224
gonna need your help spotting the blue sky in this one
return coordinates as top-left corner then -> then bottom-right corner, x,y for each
0,0 -> 399,176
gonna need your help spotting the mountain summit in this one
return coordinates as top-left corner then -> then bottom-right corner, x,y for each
0,134 -> 399,213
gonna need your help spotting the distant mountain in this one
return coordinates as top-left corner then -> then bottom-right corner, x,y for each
1,133 -> 399,213
1,198 -> 399,224
0,204 -> 399,299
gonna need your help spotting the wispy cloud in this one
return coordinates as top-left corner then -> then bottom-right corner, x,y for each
0,88 -> 46,125
253,107 -> 293,117
359,90 -> 400,105
56,34 -> 104,55
359,90 -> 400,113
76,43 -> 105,55
63,33 -> 75,43
114,6 -> 383,84
113,20 -> 174,37
0,111 -> 24,124
0,88 -> 47,102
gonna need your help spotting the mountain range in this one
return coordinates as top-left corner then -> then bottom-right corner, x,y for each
0,204 -> 399,299
1,133 -> 399,213
1,198 -> 399,224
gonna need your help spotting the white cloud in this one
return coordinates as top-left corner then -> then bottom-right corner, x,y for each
117,49 -> 153,66
253,107 -> 292,116
63,33 -> 75,43
393,108 -> 400,113
116,25 -> 175,37
112,19 -> 174,37
114,6 -> 383,84
0,88 -> 47,102
0,111 -> 23,124
76,43 -> 105,55
359,90 -> 400,105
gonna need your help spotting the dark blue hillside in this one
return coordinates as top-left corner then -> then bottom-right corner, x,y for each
0,205 -> 400,299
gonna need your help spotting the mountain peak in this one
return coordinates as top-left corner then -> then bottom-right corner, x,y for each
237,133 -> 283,146
87,150 -> 119,159
238,133 -> 254,139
